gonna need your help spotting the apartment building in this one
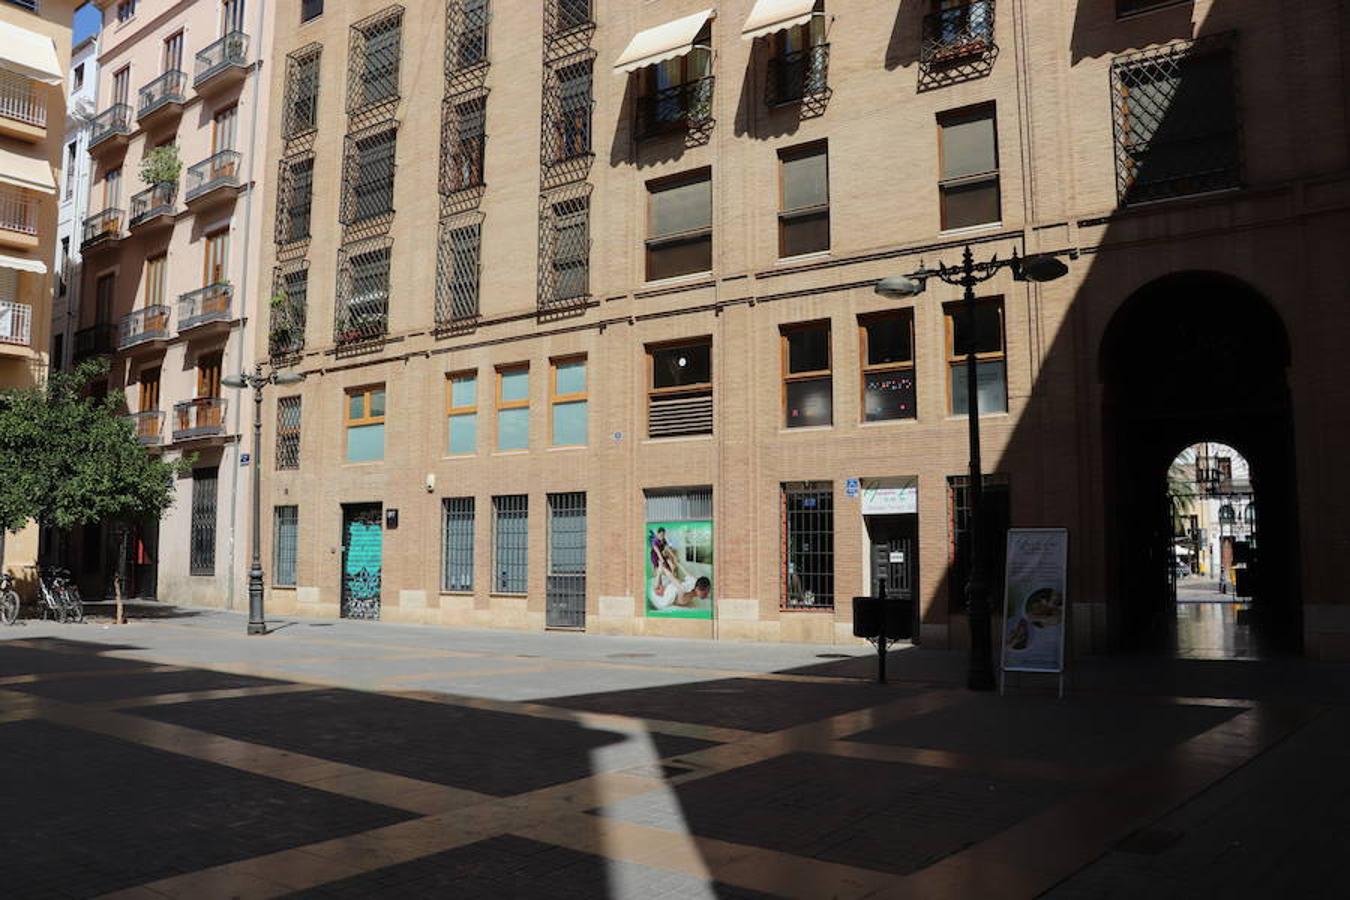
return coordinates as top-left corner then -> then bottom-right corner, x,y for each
250,1 -> 1350,658
51,32 -> 99,375
74,0 -> 273,605
0,0 -> 76,573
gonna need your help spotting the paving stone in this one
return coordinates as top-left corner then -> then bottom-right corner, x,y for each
132,688 -> 717,796
8,668 -> 287,703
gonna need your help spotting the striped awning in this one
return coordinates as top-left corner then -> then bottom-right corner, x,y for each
614,9 -> 715,75
0,253 -> 46,275
0,21 -> 63,86
0,146 -> 55,194
742,0 -> 816,41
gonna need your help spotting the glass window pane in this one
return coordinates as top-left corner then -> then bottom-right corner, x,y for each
652,343 -> 711,388
950,360 -> 1008,415
369,388 -> 385,417
451,374 -> 476,408
650,177 -> 711,238
865,316 -> 913,365
864,370 -> 917,422
348,392 -> 363,420
941,112 -> 998,179
951,303 -> 1003,356
782,148 -> 828,212
941,178 -> 1001,230
347,422 -> 384,461
552,400 -> 587,446
647,235 -> 712,281
780,211 -> 829,257
498,406 -> 529,450
786,377 -> 832,427
555,360 -> 586,395
787,326 -> 830,373
500,369 -> 529,403
448,412 -> 476,454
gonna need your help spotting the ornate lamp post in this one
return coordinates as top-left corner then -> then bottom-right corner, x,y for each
876,246 -> 1068,690
223,363 -> 304,635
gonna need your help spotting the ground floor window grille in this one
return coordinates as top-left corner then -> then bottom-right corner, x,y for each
273,506 -> 298,586
492,494 -> 528,593
947,474 -> 1010,612
442,497 -> 474,591
782,481 -> 833,608
190,467 -> 219,576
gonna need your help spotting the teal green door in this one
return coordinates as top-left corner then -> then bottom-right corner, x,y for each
341,503 -> 382,620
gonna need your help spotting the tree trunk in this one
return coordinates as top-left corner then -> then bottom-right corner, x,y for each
115,529 -> 128,625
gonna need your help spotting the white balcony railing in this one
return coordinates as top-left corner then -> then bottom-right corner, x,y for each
0,301 -> 33,347
0,189 -> 37,234
0,70 -> 45,128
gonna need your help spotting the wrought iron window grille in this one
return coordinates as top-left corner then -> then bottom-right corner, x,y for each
635,75 -> 715,142
441,497 -> 475,592
492,494 -> 529,594
543,59 -> 594,169
275,154 -> 315,245
781,481 -> 835,609
537,185 -> 591,312
334,240 -> 392,345
341,125 -> 397,226
549,0 -> 592,36
439,96 -> 487,195
283,45 -> 322,140
273,506 -> 299,585
269,263 -> 309,359
348,6 -> 403,116
189,467 -> 219,576
435,218 -> 482,329
276,397 -> 302,470
446,0 -> 491,78
546,491 -> 587,629
918,0 -> 998,92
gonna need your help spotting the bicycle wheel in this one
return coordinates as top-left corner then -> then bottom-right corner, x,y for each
0,590 -> 17,626
60,588 -> 83,624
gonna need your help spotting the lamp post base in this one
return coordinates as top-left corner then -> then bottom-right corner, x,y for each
247,621 -> 267,635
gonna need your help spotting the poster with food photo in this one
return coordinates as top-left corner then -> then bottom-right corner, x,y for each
644,520 -> 713,619
1000,528 -> 1069,674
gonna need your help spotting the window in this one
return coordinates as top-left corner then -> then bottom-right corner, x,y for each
496,364 -> 529,451
456,0 -> 490,69
190,467 -> 218,576
768,5 -> 828,105
64,143 -> 76,198
782,481 -> 833,608
204,229 -> 229,285
551,357 -> 587,447
271,267 -> 308,355
446,371 -> 476,454
778,142 -> 830,257
945,298 -> 1006,415
354,9 -> 402,109
345,385 -> 385,463
348,128 -> 396,222
339,246 -> 390,338
551,198 -> 589,301
273,505 -> 298,587
938,104 -> 1001,230
648,339 -> 712,438
1112,37 -> 1239,205
222,0 -> 246,34
145,254 -> 166,307
58,237 -> 69,295
782,321 -> 832,428
556,62 -> 592,160
438,223 -> 480,323
860,311 -> 916,422
301,0 -> 323,23
163,31 -> 184,72
281,157 -> 313,242
197,351 -> 223,399
492,494 -> 528,593
442,497 -> 475,591
112,67 -> 130,106
276,396 -> 301,469
284,48 -> 320,137
104,167 -> 122,206
635,26 -> 712,138
138,366 -> 160,412
116,1 -> 136,25
646,171 -> 712,281
212,105 -> 237,153
73,64 -> 84,91
95,273 -> 114,323
556,0 -> 591,32
445,98 -> 485,192
947,475 -> 1009,611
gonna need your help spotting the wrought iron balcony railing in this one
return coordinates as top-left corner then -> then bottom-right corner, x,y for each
81,208 -> 124,248
766,44 -> 830,107
0,300 -> 32,347
921,0 -> 996,65
118,304 -> 171,349
0,189 -> 37,235
0,71 -> 46,127
194,31 -> 250,87
185,150 -> 242,202
73,323 -> 115,360
89,104 -> 132,148
128,410 -> 164,445
333,300 -> 388,344
128,182 -> 176,228
635,76 -> 714,140
173,397 -> 227,441
138,70 -> 187,119
177,282 -> 231,332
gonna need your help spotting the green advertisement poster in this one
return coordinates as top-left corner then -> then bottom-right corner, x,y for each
644,520 -> 713,619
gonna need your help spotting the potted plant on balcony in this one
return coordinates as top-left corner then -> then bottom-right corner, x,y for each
225,32 -> 247,61
268,291 -> 299,352
139,143 -> 182,191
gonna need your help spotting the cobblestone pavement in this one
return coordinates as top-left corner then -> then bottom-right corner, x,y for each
0,609 -> 1346,899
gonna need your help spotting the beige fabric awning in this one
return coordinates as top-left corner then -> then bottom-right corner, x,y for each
0,147 -> 55,194
742,0 -> 816,41
0,253 -> 46,275
614,8 -> 715,75
0,21 -> 63,86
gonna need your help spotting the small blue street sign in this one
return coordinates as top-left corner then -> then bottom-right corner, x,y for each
239,453 -> 251,466
845,478 -> 860,498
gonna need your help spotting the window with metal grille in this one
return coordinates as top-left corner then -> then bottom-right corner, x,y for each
278,156 -> 313,242
283,47 -> 320,138
273,506 -> 298,586
454,0 -> 490,70
782,482 -> 833,608
646,170 -> 712,281
443,98 -> 486,193
554,0 -> 592,33
767,6 -> 828,106
492,494 -> 528,593
947,475 -> 1009,612
944,297 -> 1006,415
190,467 -> 219,576
271,266 -> 307,356
336,246 -> 390,341
276,396 -> 301,469
351,8 -> 402,111
441,497 -> 474,591
551,356 -> 586,447
301,0 -> 323,23
644,488 -> 713,523
938,104 -> 1000,230
648,340 -> 712,438
555,62 -> 592,161
551,197 -> 589,302
547,492 -> 587,628
860,311 -> 916,422
446,371 -> 477,454
436,221 -> 480,325
782,321 -> 832,428
778,142 -> 829,257
345,128 -> 396,224
1111,36 -> 1239,206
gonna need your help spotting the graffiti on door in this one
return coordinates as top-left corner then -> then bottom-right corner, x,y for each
341,505 -> 382,620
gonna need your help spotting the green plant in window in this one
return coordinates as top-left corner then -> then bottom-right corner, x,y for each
139,144 -> 182,187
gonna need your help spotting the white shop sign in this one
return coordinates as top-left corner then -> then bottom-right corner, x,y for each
861,486 -> 917,515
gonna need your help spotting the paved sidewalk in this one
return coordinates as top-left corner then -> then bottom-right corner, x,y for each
0,609 -> 1346,898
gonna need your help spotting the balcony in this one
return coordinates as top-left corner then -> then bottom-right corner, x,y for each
921,1 -> 996,66
0,71 -> 46,142
172,397 -> 228,443
0,300 -> 32,352
128,410 -> 164,446
194,31 -> 250,95
89,104 -> 132,153
634,76 -> 714,141
766,44 -> 830,108
177,282 -> 232,337
184,150 -> 241,208
117,304 -> 171,354
73,323 -> 115,361
137,70 -> 188,128
128,182 -> 176,232
81,208 -> 124,252
0,189 -> 38,250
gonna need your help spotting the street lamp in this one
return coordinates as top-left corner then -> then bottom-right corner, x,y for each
223,363 -> 304,635
876,246 -> 1067,690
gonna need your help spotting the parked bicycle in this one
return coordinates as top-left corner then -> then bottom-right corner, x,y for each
0,571 -> 18,626
35,567 -> 83,624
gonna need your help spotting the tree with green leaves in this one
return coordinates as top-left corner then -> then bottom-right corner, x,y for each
0,360 -> 189,623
